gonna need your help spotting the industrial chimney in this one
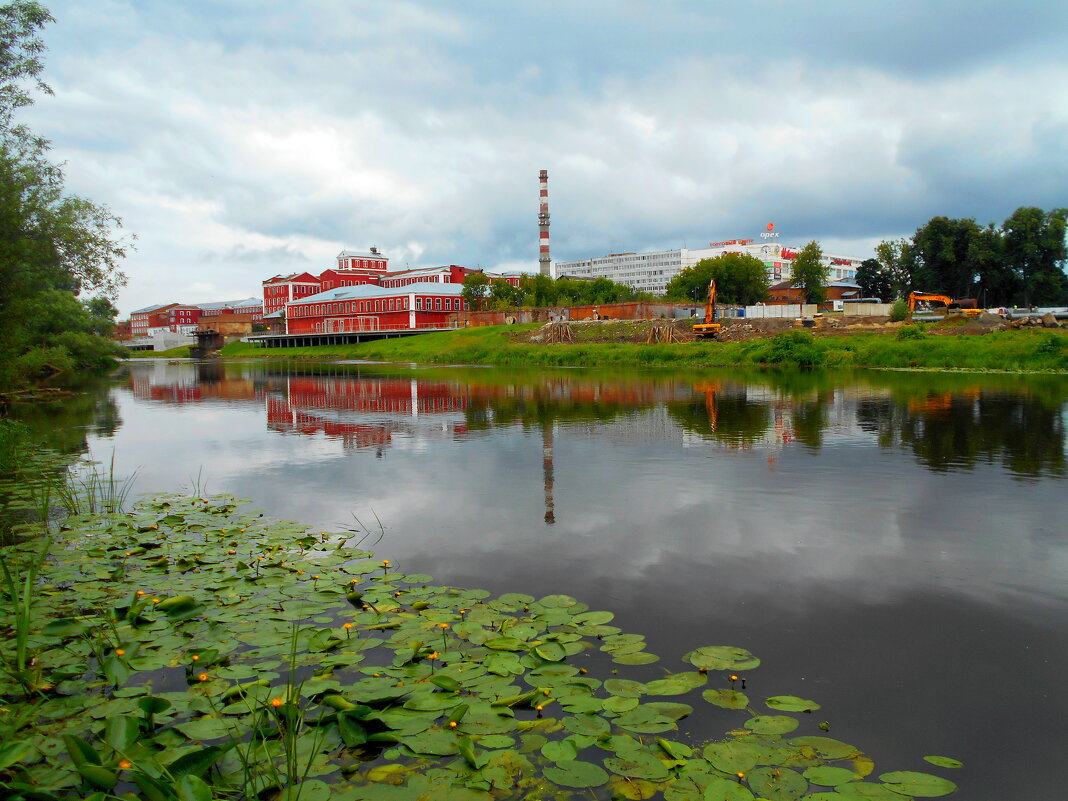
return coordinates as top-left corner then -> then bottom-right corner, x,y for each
538,169 -> 551,277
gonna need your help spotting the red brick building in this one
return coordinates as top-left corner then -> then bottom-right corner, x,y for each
766,280 -> 863,305
284,282 -> 468,334
130,303 -> 180,338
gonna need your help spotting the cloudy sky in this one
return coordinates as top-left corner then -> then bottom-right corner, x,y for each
21,0 -> 1068,316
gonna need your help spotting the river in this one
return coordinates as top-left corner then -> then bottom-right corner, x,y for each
17,359 -> 1068,799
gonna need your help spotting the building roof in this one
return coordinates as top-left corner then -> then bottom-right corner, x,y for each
195,298 -> 261,310
337,249 -> 387,259
130,303 -> 176,314
291,282 -> 465,305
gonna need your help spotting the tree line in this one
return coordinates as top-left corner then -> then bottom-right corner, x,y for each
462,273 -> 651,311
0,1 -> 128,387
857,208 -> 1067,307
661,242 -> 832,306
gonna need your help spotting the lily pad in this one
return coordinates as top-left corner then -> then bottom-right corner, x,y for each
543,759 -> 609,789
746,766 -> 808,801
702,689 -> 750,709
744,715 -> 799,735
879,770 -> 958,797
923,755 -> 963,769
803,765 -> 860,786
765,695 -> 821,713
684,646 -> 760,672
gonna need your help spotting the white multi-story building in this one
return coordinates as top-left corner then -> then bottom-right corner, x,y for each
555,234 -> 865,295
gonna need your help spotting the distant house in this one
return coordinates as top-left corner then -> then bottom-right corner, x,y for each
130,303 -> 180,338
766,280 -> 863,305
284,282 -> 468,334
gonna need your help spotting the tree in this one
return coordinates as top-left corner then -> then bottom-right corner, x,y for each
1003,206 -> 1068,306
875,238 -> 922,299
0,1 -> 130,386
855,258 -> 892,301
790,241 -> 829,304
664,253 -> 769,306
460,272 -> 490,311
488,278 -> 520,310
910,216 -> 986,299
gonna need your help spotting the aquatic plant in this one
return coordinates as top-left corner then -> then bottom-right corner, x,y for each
0,493 -> 960,800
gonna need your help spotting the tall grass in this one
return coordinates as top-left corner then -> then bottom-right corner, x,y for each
216,325 -> 1068,372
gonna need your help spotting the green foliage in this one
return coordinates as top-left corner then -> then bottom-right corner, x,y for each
0,3 -> 130,387
664,253 -> 770,305
0,484 -> 960,800
896,324 -> 928,341
855,258 -> 891,301
883,207 -> 1067,308
888,298 -> 908,322
790,242 -> 829,304
460,272 -> 490,311
752,330 -> 825,366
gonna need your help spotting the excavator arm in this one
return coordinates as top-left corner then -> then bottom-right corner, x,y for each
694,279 -> 722,338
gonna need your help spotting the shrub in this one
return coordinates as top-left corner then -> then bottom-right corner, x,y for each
896,325 -> 928,341
888,298 -> 908,322
755,330 -> 825,366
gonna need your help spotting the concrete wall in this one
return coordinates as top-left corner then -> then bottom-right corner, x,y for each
839,302 -> 892,316
740,304 -> 818,319
459,302 -> 685,327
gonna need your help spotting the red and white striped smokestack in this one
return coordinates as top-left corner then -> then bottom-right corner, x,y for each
538,169 -> 551,277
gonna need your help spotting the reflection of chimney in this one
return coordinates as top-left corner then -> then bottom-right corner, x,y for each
543,421 -> 555,525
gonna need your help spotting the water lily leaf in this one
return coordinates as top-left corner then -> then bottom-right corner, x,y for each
175,774 -> 212,801
790,736 -> 860,760
605,679 -> 646,698
558,695 -> 602,714
645,672 -> 707,696
605,749 -> 671,781
602,695 -> 640,714
572,611 -> 614,625
804,766 -> 859,786
63,734 -> 101,766
538,594 -> 578,608
338,713 -> 368,747
879,771 -> 958,797
923,755 -> 963,769
613,652 -> 660,665
562,713 -> 611,737
608,775 -> 659,800
483,637 -> 527,651
702,689 -> 749,709
746,766 -> 807,801
765,695 -> 821,713
543,759 -> 609,789
834,782 -> 907,800
684,646 -> 760,671
704,741 -> 760,774
643,702 -> 692,721
403,729 -> 460,756
744,715 -> 799,735
613,706 -> 676,734
175,717 -> 232,742
703,776 -> 756,801
541,739 -> 579,763
534,642 -> 566,662
42,617 -> 87,637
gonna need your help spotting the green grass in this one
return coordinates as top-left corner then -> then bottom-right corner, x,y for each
216,325 -> 1068,372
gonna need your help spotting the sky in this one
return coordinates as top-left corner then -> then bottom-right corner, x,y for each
20,0 -> 1068,316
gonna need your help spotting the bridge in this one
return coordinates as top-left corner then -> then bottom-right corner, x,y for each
245,324 -> 461,349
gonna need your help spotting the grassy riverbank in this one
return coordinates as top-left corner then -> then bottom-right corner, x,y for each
218,325 -> 1068,372
0,431 -> 962,799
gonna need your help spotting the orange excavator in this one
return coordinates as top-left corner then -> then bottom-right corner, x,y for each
906,292 -> 982,318
694,279 -> 722,338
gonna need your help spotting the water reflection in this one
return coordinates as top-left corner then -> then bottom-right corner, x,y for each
122,360 -> 1068,480
60,361 -> 1068,799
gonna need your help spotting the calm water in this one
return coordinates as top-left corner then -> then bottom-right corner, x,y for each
20,360 -> 1068,799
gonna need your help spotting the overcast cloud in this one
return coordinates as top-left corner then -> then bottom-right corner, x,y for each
19,0 -> 1068,315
